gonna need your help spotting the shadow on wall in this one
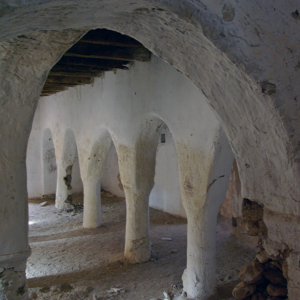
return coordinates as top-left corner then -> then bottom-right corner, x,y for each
150,123 -> 186,218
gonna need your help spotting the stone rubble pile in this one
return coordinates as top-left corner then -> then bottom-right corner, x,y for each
232,249 -> 288,300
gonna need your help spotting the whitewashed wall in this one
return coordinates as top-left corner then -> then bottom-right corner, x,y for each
26,55 -> 230,217
149,125 -> 185,217
101,143 -> 125,198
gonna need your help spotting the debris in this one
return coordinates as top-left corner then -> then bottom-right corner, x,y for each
53,283 -> 73,292
92,294 -> 102,300
40,201 -> 48,207
161,237 -> 173,241
107,287 -> 125,294
163,291 -> 171,300
29,292 -> 38,300
39,286 -> 50,293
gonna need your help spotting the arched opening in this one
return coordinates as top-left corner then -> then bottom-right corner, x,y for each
24,34 -> 255,299
42,128 -> 57,198
0,3 -> 296,298
150,124 -> 185,218
102,142 -> 125,198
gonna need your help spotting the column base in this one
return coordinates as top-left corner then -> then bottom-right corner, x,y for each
125,237 -> 151,263
0,250 -> 30,300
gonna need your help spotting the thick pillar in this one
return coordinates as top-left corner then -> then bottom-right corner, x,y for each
82,131 -> 112,228
182,205 -> 219,299
176,129 -> 233,299
0,40 -> 46,300
55,164 -> 69,209
123,185 -> 151,263
0,100 -> 32,298
83,180 -> 101,228
0,252 -> 31,300
0,30 -> 85,299
116,135 -> 158,263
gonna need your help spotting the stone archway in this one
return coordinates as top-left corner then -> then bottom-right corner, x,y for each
1,1 -> 298,210
0,1 -> 299,299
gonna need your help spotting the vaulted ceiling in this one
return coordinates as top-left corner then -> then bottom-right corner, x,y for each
41,29 -> 151,97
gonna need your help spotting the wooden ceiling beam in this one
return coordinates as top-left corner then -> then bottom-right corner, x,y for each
46,76 -> 94,85
48,71 -> 101,78
42,87 -> 67,91
79,39 -> 143,48
57,56 -> 130,68
65,44 -> 150,62
41,29 -> 151,97
52,64 -> 128,72
51,65 -> 108,73
43,83 -> 76,89
63,52 -> 135,61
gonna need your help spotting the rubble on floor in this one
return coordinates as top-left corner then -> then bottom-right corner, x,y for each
232,249 -> 288,300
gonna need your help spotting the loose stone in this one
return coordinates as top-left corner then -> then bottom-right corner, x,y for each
266,284 -> 288,297
238,261 -> 263,284
232,282 -> 256,299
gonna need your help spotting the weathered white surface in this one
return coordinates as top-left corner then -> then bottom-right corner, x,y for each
0,0 -> 299,214
55,128 -> 83,208
179,128 -> 234,299
100,124 -> 185,217
82,130 -> 112,228
28,55 -> 222,216
149,125 -> 185,218
101,143 -> 125,198
1,0 -> 300,298
0,29 -> 84,300
26,55 -> 233,297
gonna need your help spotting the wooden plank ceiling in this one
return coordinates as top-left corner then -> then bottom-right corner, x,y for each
41,29 -> 151,97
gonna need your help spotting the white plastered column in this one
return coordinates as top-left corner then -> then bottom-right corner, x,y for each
0,30 -> 85,299
55,128 -> 80,209
55,164 -> 69,209
82,131 -> 112,228
116,120 -> 162,263
176,129 -> 234,299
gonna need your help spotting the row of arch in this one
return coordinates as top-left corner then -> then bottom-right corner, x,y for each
1,3 -> 298,297
31,108 -> 233,299
24,54 -> 237,299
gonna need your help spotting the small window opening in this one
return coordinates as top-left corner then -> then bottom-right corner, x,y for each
161,134 -> 166,143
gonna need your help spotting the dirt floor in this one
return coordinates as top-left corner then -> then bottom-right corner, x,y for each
27,193 -> 256,300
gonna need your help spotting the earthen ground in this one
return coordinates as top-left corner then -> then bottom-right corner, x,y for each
27,194 -> 256,300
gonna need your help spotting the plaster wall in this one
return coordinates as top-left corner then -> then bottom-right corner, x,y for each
2,0 -> 300,254
99,124 -> 185,217
1,1 -> 300,297
26,55 -> 227,217
149,125 -> 185,217
101,143 -> 125,198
